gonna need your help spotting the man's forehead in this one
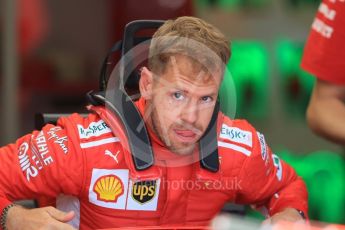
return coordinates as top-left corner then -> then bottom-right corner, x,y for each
160,55 -> 222,87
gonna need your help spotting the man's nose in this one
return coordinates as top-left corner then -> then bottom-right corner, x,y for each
181,102 -> 198,124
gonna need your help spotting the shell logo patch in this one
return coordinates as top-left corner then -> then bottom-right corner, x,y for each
89,169 -> 129,209
93,175 -> 124,202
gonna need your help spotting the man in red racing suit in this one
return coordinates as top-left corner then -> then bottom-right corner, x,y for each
0,16 -> 307,230
0,97 -> 308,229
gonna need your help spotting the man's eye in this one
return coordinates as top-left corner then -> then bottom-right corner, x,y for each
201,96 -> 212,103
173,92 -> 184,100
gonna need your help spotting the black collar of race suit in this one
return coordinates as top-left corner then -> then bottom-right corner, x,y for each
87,90 -> 219,172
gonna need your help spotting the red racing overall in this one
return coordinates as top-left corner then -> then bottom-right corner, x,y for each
0,98 -> 308,229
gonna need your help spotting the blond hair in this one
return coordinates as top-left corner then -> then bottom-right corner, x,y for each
148,16 -> 230,76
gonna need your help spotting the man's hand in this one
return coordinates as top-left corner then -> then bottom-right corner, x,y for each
6,205 -> 76,230
264,208 -> 305,225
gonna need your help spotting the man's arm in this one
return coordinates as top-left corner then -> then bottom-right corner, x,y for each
237,154 -> 307,223
229,121 -> 308,222
0,116 -> 84,230
306,79 -> 345,145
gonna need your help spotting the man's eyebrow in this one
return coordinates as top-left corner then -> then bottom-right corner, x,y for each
200,92 -> 218,98
208,92 -> 218,97
171,86 -> 189,94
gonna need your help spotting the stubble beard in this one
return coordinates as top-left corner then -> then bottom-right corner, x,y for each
151,107 -> 197,155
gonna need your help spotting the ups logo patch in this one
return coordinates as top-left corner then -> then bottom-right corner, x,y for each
132,180 -> 156,204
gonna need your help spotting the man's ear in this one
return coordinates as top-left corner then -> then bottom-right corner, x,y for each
139,67 -> 153,100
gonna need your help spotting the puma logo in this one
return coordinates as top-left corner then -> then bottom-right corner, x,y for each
105,150 -> 120,164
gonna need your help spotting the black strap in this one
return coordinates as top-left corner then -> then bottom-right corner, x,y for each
199,101 -> 220,172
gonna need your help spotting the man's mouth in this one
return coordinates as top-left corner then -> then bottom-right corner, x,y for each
173,129 -> 198,142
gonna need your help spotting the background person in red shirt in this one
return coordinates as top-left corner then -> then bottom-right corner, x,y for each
302,0 -> 345,145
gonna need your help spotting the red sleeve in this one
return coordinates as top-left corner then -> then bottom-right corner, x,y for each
301,0 -> 345,85
234,122 -> 308,217
0,115 -> 85,217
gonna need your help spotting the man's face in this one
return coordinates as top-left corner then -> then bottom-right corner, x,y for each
142,55 -> 222,155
